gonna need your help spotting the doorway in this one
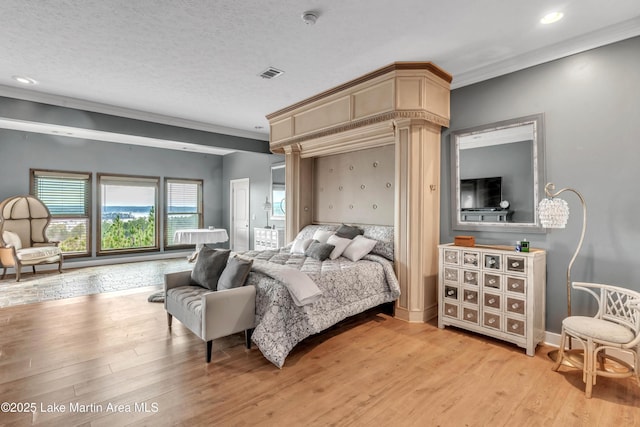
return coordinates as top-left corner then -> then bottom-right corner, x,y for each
229,178 -> 250,251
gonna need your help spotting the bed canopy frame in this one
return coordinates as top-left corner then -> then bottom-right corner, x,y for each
266,62 -> 452,322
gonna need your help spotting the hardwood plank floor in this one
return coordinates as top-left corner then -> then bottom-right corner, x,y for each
1,286 -> 638,426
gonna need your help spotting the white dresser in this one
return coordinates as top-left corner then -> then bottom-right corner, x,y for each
254,228 -> 285,251
437,243 -> 546,356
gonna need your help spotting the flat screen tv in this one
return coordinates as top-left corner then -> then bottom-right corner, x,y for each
460,177 -> 502,211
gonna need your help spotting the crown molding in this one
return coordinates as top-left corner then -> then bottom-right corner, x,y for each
0,85 -> 270,141
452,16 -> 640,89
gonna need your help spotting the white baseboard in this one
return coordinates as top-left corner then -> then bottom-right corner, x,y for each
1,251 -> 192,275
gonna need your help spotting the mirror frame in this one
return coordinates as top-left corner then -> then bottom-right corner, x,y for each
450,113 -> 546,233
270,163 -> 286,220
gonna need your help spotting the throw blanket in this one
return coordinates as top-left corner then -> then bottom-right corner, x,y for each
250,259 -> 322,306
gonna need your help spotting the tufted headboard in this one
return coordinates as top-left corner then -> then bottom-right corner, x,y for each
313,145 -> 394,226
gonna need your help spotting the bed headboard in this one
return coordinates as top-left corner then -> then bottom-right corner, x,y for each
313,145 -> 394,225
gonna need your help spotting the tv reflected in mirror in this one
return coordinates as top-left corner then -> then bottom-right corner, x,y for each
460,177 -> 502,211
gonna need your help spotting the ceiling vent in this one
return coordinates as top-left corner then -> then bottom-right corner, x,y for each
259,67 -> 284,79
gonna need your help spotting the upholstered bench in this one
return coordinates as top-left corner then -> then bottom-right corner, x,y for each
164,270 -> 256,362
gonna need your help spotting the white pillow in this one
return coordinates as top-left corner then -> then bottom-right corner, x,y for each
342,235 -> 377,262
2,230 -> 22,250
326,234 -> 352,260
312,229 -> 335,244
290,238 -> 313,254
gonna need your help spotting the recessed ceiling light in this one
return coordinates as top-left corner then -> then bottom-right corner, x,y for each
12,75 -> 38,85
540,12 -> 564,25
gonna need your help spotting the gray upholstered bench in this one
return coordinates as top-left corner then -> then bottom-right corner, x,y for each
164,270 -> 256,362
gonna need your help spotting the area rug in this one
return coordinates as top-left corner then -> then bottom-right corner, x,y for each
0,258 -> 189,308
147,290 -> 165,303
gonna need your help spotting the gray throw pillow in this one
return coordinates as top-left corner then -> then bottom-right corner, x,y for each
217,255 -> 254,291
335,224 -> 364,239
190,247 -> 231,291
305,240 -> 335,261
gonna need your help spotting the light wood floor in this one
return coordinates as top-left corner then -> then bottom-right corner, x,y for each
1,287 -> 638,426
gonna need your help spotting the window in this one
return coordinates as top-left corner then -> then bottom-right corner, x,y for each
98,174 -> 159,254
30,169 -> 91,257
165,178 -> 203,248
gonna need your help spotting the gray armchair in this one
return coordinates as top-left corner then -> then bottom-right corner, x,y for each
164,270 -> 256,362
0,195 -> 63,281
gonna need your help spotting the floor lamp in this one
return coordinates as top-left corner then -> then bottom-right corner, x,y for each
537,182 -> 587,362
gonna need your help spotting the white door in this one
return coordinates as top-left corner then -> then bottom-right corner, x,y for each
230,178 -> 250,251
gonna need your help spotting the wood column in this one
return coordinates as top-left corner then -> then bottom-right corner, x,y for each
284,145 -> 313,243
394,119 -> 442,322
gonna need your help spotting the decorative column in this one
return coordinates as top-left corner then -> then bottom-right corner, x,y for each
394,118 -> 442,322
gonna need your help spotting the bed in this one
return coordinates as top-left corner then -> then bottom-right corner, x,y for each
238,224 -> 400,367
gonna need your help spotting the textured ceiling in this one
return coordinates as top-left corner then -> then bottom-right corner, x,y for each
1,0 -> 639,144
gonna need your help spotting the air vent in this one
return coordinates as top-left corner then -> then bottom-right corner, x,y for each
259,67 -> 284,79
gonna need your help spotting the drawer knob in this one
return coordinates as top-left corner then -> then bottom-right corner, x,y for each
511,324 -> 519,330
488,318 -> 496,324
512,303 -> 520,309
511,262 -> 520,267
488,259 -> 496,265
447,290 -> 455,296
488,298 -> 496,304
488,279 -> 496,285
466,294 -> 474,301
511,283 -> 518,289
447,308 -> 453,314
466,313 -> 473,319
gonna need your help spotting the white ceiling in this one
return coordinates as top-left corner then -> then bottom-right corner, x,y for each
1,0 -> 639,145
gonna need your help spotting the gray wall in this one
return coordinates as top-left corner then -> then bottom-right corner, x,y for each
441,36 -> 640,333
222,151 -> 285,249
0,128 -> 224,260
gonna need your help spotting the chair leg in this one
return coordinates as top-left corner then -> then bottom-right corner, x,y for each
32,266 -> 36,274
1,267 -> 6,279
58,259 -> 63,274
15,265 -> 21,282
584,339 -> 596,399
206,340 -> 213,363
245,329 -> 254,349
167,313 -> 173,328
552,329 -> 568,371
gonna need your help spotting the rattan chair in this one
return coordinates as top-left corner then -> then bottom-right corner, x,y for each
552,281 -> 640,398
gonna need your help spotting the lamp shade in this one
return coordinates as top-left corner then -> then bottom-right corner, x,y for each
263,196 -> 272,212
538,197 -> 569,228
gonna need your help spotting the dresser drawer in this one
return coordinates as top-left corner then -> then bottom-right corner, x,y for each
483,292 -> 501,310
443,267 -> 459,283
444,285 -> 459,301
506,317 -> 525,336
463,270 -> 479,286
506,297 -> 525,316
443,303 -> 459,319
484,273 -> 501,290
483,312 -> 501,330
506,276 -> 526,294
462,250 -> 480,268
483,253 -> 503,271
463,289 -> 478,305
443,249 -> 460,265
462,307 -> 479,324
506,255 -> 526,274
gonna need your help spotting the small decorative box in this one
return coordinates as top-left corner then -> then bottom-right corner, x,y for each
454,235 -> 475,247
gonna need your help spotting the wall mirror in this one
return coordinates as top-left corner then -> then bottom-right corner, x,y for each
270,164 -> 286,220
450,113 -> 545,233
